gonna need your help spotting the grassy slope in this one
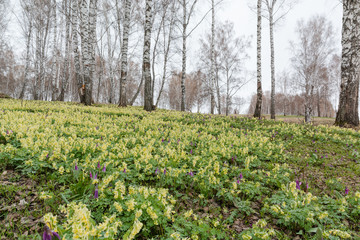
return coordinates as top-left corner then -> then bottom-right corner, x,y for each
0,99 -> 359,239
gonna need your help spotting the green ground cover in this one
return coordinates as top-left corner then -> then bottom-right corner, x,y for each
0,99 -> 359,239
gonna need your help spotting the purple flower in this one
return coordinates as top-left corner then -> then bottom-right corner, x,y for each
188,171 -> 194,177
239,173 -> 243,180
97,162 -> 101,169
46,154 -> 49,158
94,173 -> 97,179
94,185 -> 99,199
43,225 -> 60,240
96,126 -> 99,130
296,180 -> 302,190
102,164 -> 106,172
162,138 -> 164,142
294,170 -> 297,175
315,150 -> 317,153
190,149 -> 193,154
237,179 -> 240,184
345,187 -> 349,195
123,168 -> 126,173
52,232 -> 60,240
90,171 -> 93,178
75,164 -> 79,171
306,183 -> 309,191
164,168 -> 166,175
155,168 -> 159,175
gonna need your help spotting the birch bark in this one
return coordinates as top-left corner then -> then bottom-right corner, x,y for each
254,0 -> 262,119
143,0 -> 153,111
180,0 -> 187,111
20,21 -> 33,100
104,7 -> 114,104
50,0 -> 58,101
72,0 -> 85,103
335,0 -> 360,127
80,0 -> 91,105
119,0 -> 131,107
88,0 -> 97,104
210,0 -> 215,114
58,0 -> 71,101
269,6 -> 275,119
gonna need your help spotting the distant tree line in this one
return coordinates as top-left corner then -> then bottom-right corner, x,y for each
0,0 -> 358,127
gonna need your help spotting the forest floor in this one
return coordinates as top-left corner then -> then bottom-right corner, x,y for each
0,99 -> 359,239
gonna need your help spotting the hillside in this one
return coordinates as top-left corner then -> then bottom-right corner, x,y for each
0,99 -> 359,239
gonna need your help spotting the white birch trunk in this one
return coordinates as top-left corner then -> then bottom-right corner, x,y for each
72,0 -> 84,103
210,0 -> 215,114
254,0 -> 262,118
269,8 -> 275,119
88,0 -> 97,104
80,0 -> 91,105
180,0 -> 187,112
119,0 -> 131,107
50,0 -> 58,101
58,0 -> 71,101
143,0 -> 153,111
335,0 -> 360,127
20,21 -> 33,100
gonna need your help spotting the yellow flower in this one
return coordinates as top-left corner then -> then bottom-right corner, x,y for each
135,209 -> 142,219
184,209 -> 193,218
170,232 -> 181,240
114,202 -> 123,213
242,234 -> 252,240
126,199 -> 136,212
318,212 -> 328,220
127,220 -> 143,240
58,166 -> 65,174
40,191 -> 52,200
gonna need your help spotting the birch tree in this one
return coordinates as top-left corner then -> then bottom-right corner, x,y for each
33,0 -> 52,100
119,0 -> 131,107
155,0 -> 177,107
50,0 -> 58,101
19,0 -> 34,100
253,0 -> 262,119
335,0 -> 360,127
79,0 -> 98,105
262,0 -> 297,119
143,0 -> 153,111
290,16 -> 335,123
58,0 -> 71,101
102,1 -> 116,104
210,0 -> 216,114
179,0 -> 198,111
72,0 -> 85,103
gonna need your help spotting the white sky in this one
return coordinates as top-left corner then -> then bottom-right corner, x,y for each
189,0 -> 343,109
6,0 -> 343,112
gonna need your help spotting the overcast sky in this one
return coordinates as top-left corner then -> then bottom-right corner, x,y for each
189,0 -> 343,111
7,0 -> 343,112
